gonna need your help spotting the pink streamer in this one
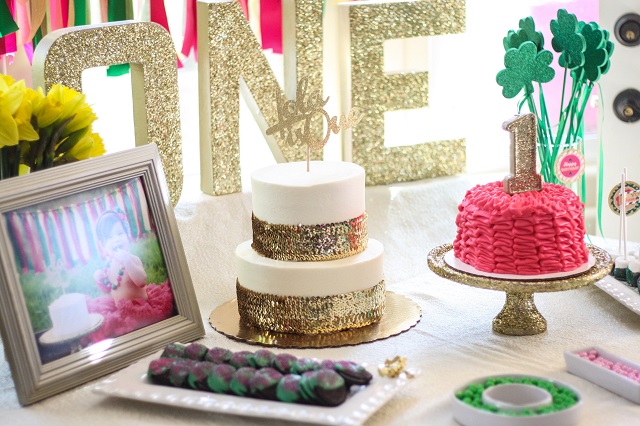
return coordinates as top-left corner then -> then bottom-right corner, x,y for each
260,0 -> 282,53
61,0 -> 69,27
180,0 -> 197,60
16,1 -> 30,44
149,0 -> 170,32
49,0 -> 63,31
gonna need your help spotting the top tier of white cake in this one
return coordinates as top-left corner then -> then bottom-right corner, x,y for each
251,161 -> 365,225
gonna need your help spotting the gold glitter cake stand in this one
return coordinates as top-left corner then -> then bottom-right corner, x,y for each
427,244 -> 612,336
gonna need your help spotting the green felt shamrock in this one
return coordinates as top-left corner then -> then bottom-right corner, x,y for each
503,17 -> 545,52
496,41 -> 555,99
572,22 -> 611,83
551,9 -> 586,69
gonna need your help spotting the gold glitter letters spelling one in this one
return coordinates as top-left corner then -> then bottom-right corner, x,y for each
338,0 -> 466,186
503,113 -> 542,194
197,0 -> 324,195
32,21 -> 183,206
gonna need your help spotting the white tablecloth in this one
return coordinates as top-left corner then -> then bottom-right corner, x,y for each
2,173 -> 640,425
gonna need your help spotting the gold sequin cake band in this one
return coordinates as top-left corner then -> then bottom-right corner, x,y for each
236,280 -> 385,334
251,212 -> 368,261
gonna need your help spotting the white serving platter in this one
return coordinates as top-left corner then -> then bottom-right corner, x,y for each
594,275 -> 640,316
93,353 -> 406,425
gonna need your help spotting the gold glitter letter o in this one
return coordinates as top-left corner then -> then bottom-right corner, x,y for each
339,0 -> 466,186
32,21 -> 183,206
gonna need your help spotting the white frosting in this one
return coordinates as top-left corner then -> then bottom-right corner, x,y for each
251,161 -> 365,225
236,239 -> 384,297
48,293 -> 91,337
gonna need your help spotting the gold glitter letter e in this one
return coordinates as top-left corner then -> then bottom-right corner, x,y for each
339,0 -> 466,185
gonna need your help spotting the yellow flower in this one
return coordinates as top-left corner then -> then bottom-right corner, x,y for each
63,131 -> 105,161
14,88 -> 40,142
32,87 -> 63,128
0,76 -> 28,147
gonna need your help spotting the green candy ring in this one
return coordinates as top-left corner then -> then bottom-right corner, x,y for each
452,375 -> 582,426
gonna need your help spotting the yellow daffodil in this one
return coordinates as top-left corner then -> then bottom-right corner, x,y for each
0,77 -> 28,147
60,131 -> 105,162
14,89 -> 40,142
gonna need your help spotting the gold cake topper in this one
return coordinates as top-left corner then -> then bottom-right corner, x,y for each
266,77 -> 364,171
503,113 -> 542,194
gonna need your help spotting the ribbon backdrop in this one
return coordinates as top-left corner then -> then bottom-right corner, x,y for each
5,178 -> 154,274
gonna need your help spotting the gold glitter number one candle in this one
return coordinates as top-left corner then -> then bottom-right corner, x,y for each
503,114 -> 543,194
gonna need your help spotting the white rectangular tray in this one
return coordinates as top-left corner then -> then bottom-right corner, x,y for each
93,353 -> 407,425
564,346 -> 640,404
595,275 -> 640,316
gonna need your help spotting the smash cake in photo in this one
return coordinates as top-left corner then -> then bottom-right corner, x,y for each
235,160 -> 385,335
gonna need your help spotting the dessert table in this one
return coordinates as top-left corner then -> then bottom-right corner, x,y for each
1,172 -> 640,425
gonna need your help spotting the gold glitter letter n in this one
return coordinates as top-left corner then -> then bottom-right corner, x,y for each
339,0 -> 466,185
197,0 -> 323,196
32,21 -> 183,206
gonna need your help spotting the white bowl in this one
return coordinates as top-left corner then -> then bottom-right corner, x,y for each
482,383 -> 552,412
565,346 -> 640,404
451,374 -> 583,426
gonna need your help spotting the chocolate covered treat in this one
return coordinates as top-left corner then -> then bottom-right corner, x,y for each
276,374 -> 303,403
160,343 -> 186,359
229,367 -> 257,396
184,342 -> 208,361
205,347 -> 233,364
314,369 -> 348,406
249,367 -> 283,400
206,364 -> 237,394
149,343 -> 372,407
332,360 -> 373,386
168,359 -> 197,387
273,353 -> 297,374
187,362 -> 216,390
148,357 -> 176,385
253,349 -> 276,368
290,357 -> 321,375
229,351 -> 255,369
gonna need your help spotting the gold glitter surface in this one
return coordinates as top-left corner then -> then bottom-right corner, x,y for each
340,0 -> 466,186
198,0 -> 322,196
283,0 -> 324,147
32,21 -> 183,206
493,293 -> 546,336
236,280 -> 386,334
503,114 -> 543,194
209,291 -> 421,348
427,243 -> 613,335
252,212 -> 368,261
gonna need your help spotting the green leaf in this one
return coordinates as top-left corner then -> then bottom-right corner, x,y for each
550,9 -> 586,69
496,42 -> 555,99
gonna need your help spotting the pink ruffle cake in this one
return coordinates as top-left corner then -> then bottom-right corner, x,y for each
453,181 -> 589,275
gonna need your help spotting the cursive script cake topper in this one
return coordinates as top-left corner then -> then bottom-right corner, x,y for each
266,77 -> 364,171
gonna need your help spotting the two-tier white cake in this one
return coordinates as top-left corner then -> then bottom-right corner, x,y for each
235,161 -> 385,334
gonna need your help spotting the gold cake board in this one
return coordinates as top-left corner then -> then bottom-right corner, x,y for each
428,243 -> 613,336
209,292 -> 421,348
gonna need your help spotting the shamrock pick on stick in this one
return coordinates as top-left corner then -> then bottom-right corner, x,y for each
495,9 -> 613,191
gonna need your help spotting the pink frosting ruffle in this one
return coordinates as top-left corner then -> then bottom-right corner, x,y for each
85,280 -> 175,343
453,181 -> 589,275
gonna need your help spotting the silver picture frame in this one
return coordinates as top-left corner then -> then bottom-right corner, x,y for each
0,144 -> 204,405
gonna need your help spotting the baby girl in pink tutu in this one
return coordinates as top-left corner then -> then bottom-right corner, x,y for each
87,210 -> 174,342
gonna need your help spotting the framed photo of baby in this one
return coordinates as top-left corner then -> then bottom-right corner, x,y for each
0,145 -> 203,405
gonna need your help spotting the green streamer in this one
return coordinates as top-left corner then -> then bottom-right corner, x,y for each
107,0 -> 130,76
74,0 -> 88,26
0,0 -> 18,37
32,26 -> 43,50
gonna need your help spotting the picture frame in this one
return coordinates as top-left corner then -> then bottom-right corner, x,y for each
0,144 -> 204,405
